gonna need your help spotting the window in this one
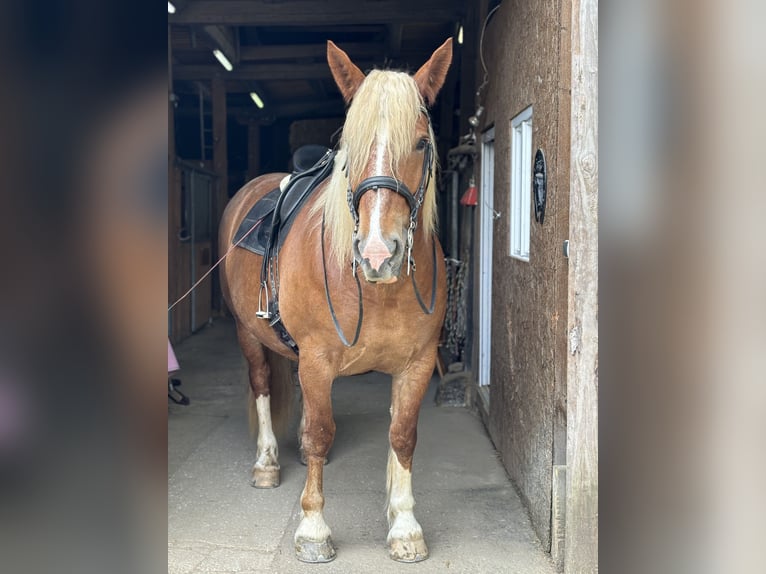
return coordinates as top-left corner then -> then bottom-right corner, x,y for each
510,106 -> 533,261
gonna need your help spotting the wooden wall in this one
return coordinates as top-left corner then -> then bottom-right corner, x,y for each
475,0 -> 571,552
564,0 -> 598,571
168,164 -> 192,343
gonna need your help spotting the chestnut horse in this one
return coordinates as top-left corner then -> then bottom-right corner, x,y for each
219,39 -> 452,563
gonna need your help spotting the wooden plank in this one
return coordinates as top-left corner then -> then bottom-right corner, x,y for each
174,102 -> 343,121
212,75 -> 228,218
173,63 -> 362,81
239,42 -> 380,62
211,75 -> 228,313
192,242 -> 213,330
457,0 -> 481,138
553,0 -> 573,471
551,465 -> 567,572
564,0 -> 598,571
169,166 -> 192,343
247,120 -> 260,180
436,49 -> 456,162
387,24 -> 403,58
170,0 -> 464,26
202,25 -> 238,65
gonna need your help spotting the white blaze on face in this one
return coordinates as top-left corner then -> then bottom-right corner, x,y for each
369,193 -> 384,245
361,130 -> 393,271
375,127 -> 387,176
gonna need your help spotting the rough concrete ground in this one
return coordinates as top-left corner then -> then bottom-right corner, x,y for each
168,318 -> 556,574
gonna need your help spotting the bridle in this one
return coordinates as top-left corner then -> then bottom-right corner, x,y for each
321,107 -> 439,348
346,106 -> 434,277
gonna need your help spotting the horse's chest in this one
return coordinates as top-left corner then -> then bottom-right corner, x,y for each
336,309 -> 434,374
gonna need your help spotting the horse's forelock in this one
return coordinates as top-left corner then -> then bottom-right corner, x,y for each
315,70 -> 438,269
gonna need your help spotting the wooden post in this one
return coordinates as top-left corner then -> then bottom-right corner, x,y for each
565,0 -> 598,572
458,1 -> 479,138
212,75 -> 228,220
211,74 -> 228,312
437,51 -> 456,161
247,119 -> 260,181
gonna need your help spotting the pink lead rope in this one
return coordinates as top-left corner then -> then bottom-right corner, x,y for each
167,216 -> 264,312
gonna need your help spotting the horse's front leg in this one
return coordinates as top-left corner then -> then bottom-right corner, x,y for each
386,353 -> 435,562
294,356 -> 337,563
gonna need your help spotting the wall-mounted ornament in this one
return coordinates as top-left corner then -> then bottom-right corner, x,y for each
460,175 -> 478,206
533,149 -> 547,224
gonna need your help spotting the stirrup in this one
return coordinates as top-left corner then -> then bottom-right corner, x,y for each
256,282 -> 272,319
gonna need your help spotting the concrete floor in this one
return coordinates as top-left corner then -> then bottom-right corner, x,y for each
168,318 -> 556,574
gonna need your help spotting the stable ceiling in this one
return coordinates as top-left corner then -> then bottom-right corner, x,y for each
169,0 -> 466,124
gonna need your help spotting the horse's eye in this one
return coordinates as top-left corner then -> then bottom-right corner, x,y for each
415,138 -> 428,151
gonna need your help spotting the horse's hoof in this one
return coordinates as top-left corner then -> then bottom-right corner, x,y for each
388,537 -> 429,563
295,537 -> 336,563
250,466 -> 280,488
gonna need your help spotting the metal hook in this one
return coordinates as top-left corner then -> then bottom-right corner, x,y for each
483,198 -> 501,220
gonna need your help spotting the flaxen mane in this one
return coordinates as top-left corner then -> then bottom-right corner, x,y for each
313,69 -> 438,268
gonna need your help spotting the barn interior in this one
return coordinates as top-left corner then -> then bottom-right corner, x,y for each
168,1 -> 486,343
168,1 -> 597,573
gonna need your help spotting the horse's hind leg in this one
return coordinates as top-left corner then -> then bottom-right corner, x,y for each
386,354 -> 435,562
238,327 -> 280,488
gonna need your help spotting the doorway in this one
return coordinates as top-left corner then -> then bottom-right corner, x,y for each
478,127 -> 496,406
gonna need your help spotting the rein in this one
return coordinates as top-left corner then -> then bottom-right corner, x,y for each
322,111 -> 438,347
321,211 -> 364,347
321,210 -> 437,348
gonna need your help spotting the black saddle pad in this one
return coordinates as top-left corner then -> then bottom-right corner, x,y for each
234,148 -> 334,256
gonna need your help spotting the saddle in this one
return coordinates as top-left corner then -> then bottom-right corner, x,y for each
233,146 -> 334,256
232,146 -> 335,356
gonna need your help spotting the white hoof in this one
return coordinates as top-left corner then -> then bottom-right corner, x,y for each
388,535 -> 428,562
250,465 -> 280,488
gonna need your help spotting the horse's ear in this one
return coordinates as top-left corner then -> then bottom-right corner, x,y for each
413,38 -> 453,106
327,40 -> 365,104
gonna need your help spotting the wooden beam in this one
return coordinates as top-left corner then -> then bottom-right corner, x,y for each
236,99 -> 345,120
211,75 -> 228,223
173,52 -> 436,81
564,0 -> 598,571
247,120 -> 260,180
313,80 -> 328,99
387,24 -> 403,58
202,25 -> 238,65
437,44 -> 457,161
211,75 -> 228,312
239,43 -> 380,62
170,0 -> 465,25
193,80 -> 211,99
178,98 -> 345,121
173,62 -> 383,81
458,0 -> 481,139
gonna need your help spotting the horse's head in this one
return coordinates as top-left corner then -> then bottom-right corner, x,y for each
325,39 -> 452,283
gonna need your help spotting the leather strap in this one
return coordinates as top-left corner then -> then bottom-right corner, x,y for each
411,237 -> 438,315
321,211 -> 364,347
352,176 -> 416,213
